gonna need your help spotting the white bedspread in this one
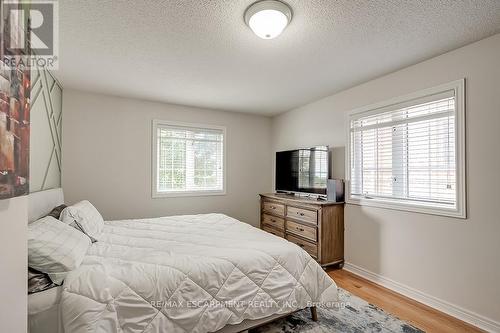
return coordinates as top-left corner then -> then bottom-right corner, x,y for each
61,214 -> 338,333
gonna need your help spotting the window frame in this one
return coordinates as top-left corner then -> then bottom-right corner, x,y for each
345,79 -> 466,218
151,119 -> 227,198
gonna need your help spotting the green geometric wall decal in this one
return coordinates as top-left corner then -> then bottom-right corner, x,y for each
29,68 -> 62,193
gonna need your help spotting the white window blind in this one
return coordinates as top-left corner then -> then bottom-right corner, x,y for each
347,80 -> 466,217
153,121 -> 225,197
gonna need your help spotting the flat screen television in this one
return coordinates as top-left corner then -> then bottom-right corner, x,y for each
275,146 -> 330,195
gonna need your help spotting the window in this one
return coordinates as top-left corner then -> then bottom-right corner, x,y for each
152,120 -> 225,197
346,80 -> 466,218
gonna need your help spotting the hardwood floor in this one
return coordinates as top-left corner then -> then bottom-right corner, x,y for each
327,268 -> 483,333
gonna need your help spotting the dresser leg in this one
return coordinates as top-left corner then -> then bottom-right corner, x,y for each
310,306 -> 318,321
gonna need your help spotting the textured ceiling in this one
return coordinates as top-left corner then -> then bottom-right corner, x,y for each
57,0 -> 500,115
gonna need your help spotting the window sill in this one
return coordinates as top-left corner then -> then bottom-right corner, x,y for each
152,190 -> 226,199
347,195 -> 466,219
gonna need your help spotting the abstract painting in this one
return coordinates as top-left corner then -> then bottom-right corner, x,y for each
0,3 -> 31,199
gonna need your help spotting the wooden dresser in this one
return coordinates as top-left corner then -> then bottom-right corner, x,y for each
260,193 -> 344,268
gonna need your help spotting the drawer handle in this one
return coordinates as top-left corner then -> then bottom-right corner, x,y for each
271,219 -> 276,223
270,206 -> 276,209
296,212 -> 305,216
298,243 -> 305,248
296,227 -> 304,232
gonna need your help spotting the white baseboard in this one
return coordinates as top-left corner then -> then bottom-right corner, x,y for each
343,262 -> 500,333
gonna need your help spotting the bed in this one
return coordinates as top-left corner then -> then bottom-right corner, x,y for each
28,188 -> 339,333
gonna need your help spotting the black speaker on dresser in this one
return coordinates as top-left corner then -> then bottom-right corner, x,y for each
327,179 -> 345,202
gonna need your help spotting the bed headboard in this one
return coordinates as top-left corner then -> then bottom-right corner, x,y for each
28,188 -> 64,223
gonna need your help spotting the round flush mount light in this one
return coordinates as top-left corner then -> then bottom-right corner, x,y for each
244,0 -> 292,39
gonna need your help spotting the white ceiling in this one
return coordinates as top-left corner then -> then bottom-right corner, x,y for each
57,0 -> 500,115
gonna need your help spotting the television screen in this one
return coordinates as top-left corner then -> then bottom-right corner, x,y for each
275,147 -> 329,195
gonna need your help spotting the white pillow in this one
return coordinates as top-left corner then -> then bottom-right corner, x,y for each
60,200 -> 104,240
28,216 -> 91,284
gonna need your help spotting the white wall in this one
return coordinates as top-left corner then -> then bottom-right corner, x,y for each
0,196 -> 27,333
62,90 -> 273,226
272,34 -> 500,329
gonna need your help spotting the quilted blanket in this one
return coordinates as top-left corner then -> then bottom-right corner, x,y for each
61,214 -> 338,333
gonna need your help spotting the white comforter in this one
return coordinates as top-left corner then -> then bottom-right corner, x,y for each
61,214 -> 338,333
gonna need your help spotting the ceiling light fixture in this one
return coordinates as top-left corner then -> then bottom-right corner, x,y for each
244,0 -> 292,40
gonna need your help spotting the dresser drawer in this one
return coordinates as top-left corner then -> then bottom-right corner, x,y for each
286,234 -> 317,258
263,201 -> 285,216
262,214 -> 285,231
286,220 -> 317,242
262,224 -> 285,238
286,206 -> 317,224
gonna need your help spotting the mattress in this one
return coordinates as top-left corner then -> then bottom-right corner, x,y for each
55,213 -> 338,332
